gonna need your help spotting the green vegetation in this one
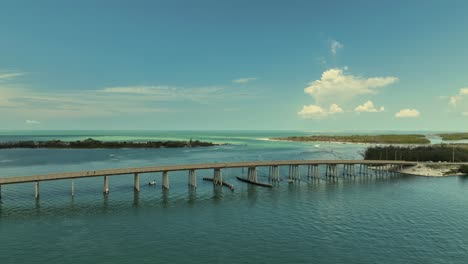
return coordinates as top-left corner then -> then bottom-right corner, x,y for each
363,144 -> 468,162
459,165 -> 468,175
0,138 -> 217,149
272,134 -> 430,144
438,133 -> 468,141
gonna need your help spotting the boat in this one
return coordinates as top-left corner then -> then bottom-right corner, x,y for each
148,180 -> 156,186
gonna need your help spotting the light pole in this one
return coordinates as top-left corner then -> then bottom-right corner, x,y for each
452,145 -> 455,162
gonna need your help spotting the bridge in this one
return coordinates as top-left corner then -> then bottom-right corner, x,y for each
0,160 -> 418,200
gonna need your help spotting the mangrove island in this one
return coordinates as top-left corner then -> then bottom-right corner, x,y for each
0,138 -> 217,149
271,134 -> 430,144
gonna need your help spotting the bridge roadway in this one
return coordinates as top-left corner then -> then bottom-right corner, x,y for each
0,160 -> 417,185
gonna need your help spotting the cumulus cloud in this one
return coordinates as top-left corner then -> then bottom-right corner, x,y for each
395,109 -> 420,118
304,68 -> 398,105
355,100 -> 385,113
449,88 -> 468,106
330,39 -> 343,56
298,104 -> 344,118
25,120 -> 40,124
232,77 -> 257,84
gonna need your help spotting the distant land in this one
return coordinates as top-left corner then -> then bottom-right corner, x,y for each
271,134 -> 430,144
364,144 -> 468,162
437,133 -> 468,141
0,138 -> 217,149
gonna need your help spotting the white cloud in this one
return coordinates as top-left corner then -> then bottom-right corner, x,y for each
232,77 -> 257,84
329,103 -> 344,113
395,109 -> 420,118
449,88 -> 468,106
25,120 -> 40,124
0,72 -> 23,82
298,104 -> 344,118
0,80 -> 253,119
330,39 -> 343,56
304,68 -> 398,105
355,100 -> 385,113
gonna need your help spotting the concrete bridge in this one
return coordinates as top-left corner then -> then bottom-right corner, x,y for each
0,160 -> 418,200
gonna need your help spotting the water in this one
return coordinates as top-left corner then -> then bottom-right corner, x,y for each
1,131 -> 467,264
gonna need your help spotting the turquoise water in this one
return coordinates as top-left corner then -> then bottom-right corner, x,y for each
1,131 -> 467,263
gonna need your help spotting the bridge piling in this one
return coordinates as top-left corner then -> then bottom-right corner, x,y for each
188,169 -> 197,188
294,165 -> 300,181
134,173 -> 140,192
213,168 -> 222,185
269,166 -> 279,181
103,176 -> 109,194
35,181 -> 39,199
314,165 -> 319,179
247,167 -> 257,182
162,171 -> 169,189
71,178 -> 75,196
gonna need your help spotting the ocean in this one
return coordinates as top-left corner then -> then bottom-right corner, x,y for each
0,131 -> 467,264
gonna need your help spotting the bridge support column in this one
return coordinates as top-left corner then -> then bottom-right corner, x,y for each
35,181 -> 40,199
273,166 -> 279,181
188,169 -> 197,188
295,165 -> 300,181
103,176 -> 109,194
134,173 -> 140,192
248,167 -> 257,182
214,168 -> 222,185
313,165 -> 319,178
162,171 -> 169,190
71,178 -> 75,196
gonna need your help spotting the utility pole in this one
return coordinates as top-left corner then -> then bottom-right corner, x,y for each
452,145 -> 455,162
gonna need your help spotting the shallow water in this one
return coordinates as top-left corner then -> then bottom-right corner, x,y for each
0,131 -> 467,264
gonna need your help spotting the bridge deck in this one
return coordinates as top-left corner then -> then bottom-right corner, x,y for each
0,160 -> 419,185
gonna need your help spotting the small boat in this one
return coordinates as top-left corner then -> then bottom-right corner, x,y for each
148,180 -> 156,186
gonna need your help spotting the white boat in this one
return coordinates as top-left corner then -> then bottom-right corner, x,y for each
148,181 -> 156,186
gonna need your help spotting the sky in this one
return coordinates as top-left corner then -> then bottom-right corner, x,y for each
1,0 -> 468,131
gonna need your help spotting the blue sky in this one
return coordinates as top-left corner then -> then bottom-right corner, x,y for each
1,0 -> 468,131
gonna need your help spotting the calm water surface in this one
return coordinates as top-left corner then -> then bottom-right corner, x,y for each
0,131 -> 467,264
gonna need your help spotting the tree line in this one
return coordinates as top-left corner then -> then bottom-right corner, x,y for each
363,145 -> 468,162
0,138 -> 217,149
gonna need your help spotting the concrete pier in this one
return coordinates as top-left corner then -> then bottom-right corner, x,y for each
269,165 -> 280,181
71,178 -> 75,196
188,169 -> 196,188
162,171 -> 169,190
134,173 -> 140,192
213,168 -> 222,185
289,165 -> 300,181
247,167 -> 257,182
308,165 -> 319,179
103,176 -> 109,194
35,181 -> 39,199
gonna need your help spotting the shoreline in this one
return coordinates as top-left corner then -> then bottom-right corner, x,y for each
265,138 -> 427,147
399,163 -> 465,177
